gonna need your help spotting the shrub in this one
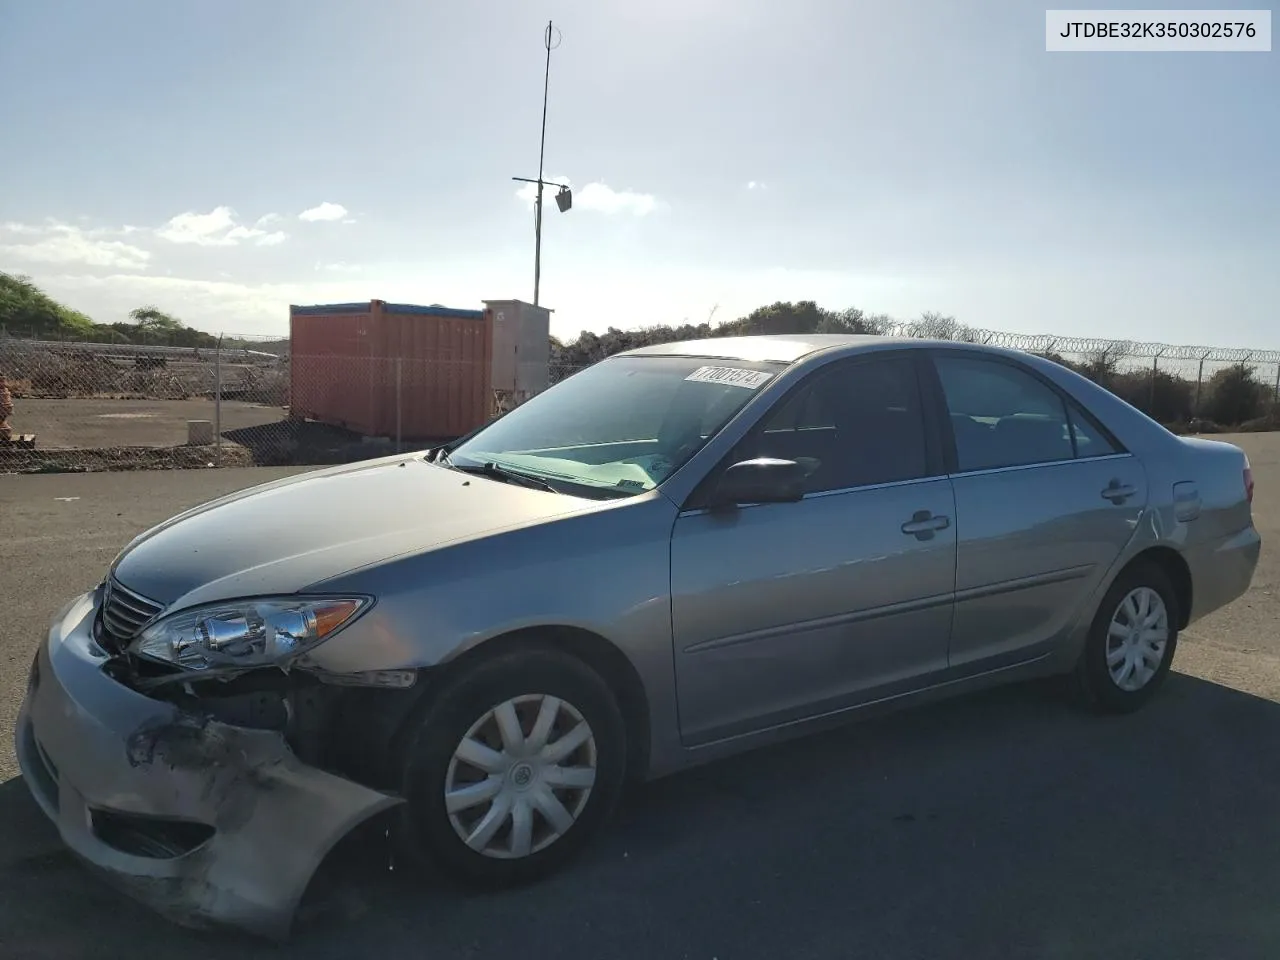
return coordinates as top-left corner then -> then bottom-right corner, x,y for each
1203,364 -> 1267,426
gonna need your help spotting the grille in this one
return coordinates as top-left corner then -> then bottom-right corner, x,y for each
99,576 -> 164,650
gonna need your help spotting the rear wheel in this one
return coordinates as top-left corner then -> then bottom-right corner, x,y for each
1074,561 -> 1179,713
396,648 -> 627,886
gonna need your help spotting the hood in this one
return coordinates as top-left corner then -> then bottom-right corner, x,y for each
112,454 -> 599,607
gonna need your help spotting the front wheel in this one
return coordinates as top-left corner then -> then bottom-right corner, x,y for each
395,648 -> 627,886
1074,561 -> 1180,713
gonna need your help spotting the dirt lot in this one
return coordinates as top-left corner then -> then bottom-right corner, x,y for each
0,436 -> 1277,959
10,397 -> 288,450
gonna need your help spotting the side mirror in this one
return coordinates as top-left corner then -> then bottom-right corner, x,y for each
712,457 -> 807,506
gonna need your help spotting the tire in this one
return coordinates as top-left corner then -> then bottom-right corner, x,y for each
1074,561 -> 1180,714
395,647 -> 627,887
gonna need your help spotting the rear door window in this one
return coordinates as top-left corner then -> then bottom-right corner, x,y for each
933,355 -> 1075,472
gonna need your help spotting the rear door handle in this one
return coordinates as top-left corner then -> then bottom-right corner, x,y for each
901,511 -> 950,539
1101,481 -> 1136,503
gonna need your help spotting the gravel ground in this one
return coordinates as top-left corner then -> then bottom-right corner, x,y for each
10,397 -> 288,450
0,436 -> 1277,960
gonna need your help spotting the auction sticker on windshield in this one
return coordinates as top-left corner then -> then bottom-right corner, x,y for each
684,366 -> 774,389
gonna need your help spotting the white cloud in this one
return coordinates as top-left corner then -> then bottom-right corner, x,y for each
298,202 -> 350,222
156,206 -> 238,245
747,180 -> 767,191
225,225 -> 287,246
156,206 -> 289,247
514,177 -> 661,216
254,213 -> 282,228
0,221 -> 150,271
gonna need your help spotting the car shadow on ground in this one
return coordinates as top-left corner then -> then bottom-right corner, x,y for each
3,673 -> 1280,960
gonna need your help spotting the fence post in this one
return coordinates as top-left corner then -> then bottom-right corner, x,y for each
1273,364 -> 1280,415
395,357 -> 403,454
1149,353 -> 1160,411
214,335 -> 223,465
1194,356 -> 1206,417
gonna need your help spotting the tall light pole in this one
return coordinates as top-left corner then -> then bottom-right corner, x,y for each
512,20 -> 570,307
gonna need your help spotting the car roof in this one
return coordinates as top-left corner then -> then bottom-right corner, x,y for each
618,334 -> 894,364
619,333 -> 930,365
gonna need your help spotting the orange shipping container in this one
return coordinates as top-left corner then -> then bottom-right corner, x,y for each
290,300 -> 492,441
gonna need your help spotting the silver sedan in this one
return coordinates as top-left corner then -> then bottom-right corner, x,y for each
16,335 -> 1261,937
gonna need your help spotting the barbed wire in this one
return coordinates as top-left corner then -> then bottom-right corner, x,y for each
867,320 -> 1280,364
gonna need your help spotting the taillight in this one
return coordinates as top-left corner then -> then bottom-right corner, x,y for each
1244,464 -> 1254,505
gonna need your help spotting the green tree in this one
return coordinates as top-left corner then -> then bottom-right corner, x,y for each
128,305 -> 186,343
1110,368 -> 1195,424
1204,363 -> 1266,426
718,300 -> 828,336
129,305 -> 185,332
816,307 -> 882,334
1075,347 -> 1124,389
0,271 -> 96,338
547,300 -> 885,373
913,311 -> 959,340
0,275 -> 224,347
125,305 -> 218,348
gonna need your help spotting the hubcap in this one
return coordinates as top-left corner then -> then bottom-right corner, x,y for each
443,694 -> 597,860
1106,586 -> 1170,692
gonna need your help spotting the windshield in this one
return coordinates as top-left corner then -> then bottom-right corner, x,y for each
447,355 -> 782,496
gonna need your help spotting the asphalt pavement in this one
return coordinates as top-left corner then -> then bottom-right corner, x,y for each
1,438 -> 1277,960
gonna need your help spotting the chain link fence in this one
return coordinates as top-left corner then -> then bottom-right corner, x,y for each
883,319 -> 1280,430
2,323 -> 1277,474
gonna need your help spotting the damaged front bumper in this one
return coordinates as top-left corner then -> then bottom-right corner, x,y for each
14,590 -> 402,939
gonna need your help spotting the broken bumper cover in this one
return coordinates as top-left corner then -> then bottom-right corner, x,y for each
14,590 -> 401,939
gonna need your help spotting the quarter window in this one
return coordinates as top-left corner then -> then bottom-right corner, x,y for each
1067,404 -> 1122,457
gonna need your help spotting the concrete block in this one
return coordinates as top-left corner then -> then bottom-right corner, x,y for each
187,420 -> 214,445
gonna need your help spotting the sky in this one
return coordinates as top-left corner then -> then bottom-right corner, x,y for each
1,0 -> 1277,347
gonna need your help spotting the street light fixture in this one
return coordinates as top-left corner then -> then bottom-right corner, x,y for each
511,20 -> 567,307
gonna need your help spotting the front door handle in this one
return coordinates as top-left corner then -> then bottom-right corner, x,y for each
901,511 -> 950,540
1101,481 -> 1137,503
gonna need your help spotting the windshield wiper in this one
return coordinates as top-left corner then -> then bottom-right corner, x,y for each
451,460 -> 559,493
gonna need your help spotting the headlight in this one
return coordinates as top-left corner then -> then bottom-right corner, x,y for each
130,596 -> 370,671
